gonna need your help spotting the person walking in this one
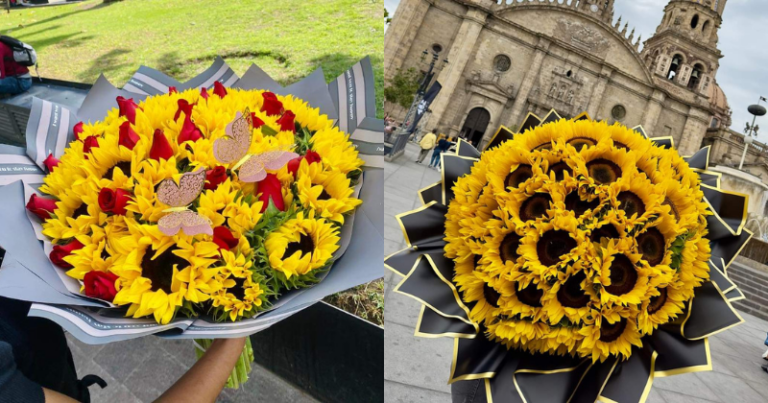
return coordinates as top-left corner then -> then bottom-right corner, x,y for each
416,129 -> 436,164
428,134 -> 453,170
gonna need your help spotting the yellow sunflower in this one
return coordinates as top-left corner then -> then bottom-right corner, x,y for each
296,158 -> 361,224
265,211 -> 340,280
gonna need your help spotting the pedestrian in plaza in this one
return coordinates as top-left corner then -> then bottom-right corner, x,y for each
0,296 -> 248,403
416,129 -> 436,164
428,134 -> 454,170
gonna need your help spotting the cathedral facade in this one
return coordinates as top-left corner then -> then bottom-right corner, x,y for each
384,0 -> 733,156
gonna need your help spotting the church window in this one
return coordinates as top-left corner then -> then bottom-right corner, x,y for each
711,118 -> 720,129
566,70 -> 572,78
667,54 -> 683,80
494,55 -> 511,72
702,20 -> 711,35
611,105 -> 626,121
691,14 -> 699,29
432,44 -> 443,54
688,63 -> 703,90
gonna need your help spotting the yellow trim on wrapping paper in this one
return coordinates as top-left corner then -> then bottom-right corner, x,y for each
708,261 -> 737,294
566,361 -> 595,403
414,304 -> 478,340
394,201 -> 439,248
595,359 -> 620,401
393,256 -> 476,327
517,112 -> 541,134
724,228 -> 753,276
512,359 -> 590,403
598,351 -> 657,403
680,281 -> 745,341
728,295 -> 746,302
485,379 -> 493,403
700,183 -> 749,236
384,246 -> 412,277
417,181 -> 442,206
448,338 -> 497,383
632,124 -> 649,139
423,254 -> 477,330
649,136 -> 675,149
691,168 -> 722,188
573,112 -> 592,121
654,338 -> 712,378
683,145 -> 712,170
483,125 -> 515,152
440,153 -> 480,205
540,109 -> 563,124
456,138 -> 476,157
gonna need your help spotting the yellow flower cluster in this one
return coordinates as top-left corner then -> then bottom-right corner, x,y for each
446,120 -> 711,362
38,88 -> 363,324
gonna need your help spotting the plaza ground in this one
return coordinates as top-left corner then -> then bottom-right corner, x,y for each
383,141 -> 768,403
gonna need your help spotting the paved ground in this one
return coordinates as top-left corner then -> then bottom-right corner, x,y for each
383,142 -> 768,403
66,334 -> 318,403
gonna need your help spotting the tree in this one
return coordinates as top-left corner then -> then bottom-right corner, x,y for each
383,68 -> 421,110
385,8 -> 392,25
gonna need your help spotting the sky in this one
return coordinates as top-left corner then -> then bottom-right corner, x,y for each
384,0 -> 768,142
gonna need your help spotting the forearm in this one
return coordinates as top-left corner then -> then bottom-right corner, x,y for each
155,338 -> 247,403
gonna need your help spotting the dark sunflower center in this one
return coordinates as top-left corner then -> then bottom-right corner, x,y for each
520,194 -> 552,222
537,230 -> 576,266
599,318 -> 627,342
637,228 -> 665,266
534,142 -> 553,151
605,254 -> 638,296
590,224 -> 620,243
586,159 -> 622,184
647,288 -> 668,315
549,162 -> 572,181
72,203 -> 89,220
567,137 -> 597,151
613,141 -> 629,150
500,232 -> 522,264
483,283 -> 501,308
505,165 -> 533,189
565,192 -> 600,217
318,188 -> 333,200
104,161 -> 132,181
141,247 -> 187,293
557,271 -> 590,308
515,282 -> 543,307
231,277 -> 247,301
617,192 -> 645,217
664,197 -> 680,221
282,233 -> 315,260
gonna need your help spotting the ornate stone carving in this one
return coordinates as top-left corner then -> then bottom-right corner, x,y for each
555,18 -> 611,56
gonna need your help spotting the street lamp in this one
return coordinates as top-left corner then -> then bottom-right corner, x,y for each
399,50 -> 448,137
739,97 -> 767,170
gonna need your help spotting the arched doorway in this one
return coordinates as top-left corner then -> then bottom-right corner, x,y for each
461,108 -> 491,147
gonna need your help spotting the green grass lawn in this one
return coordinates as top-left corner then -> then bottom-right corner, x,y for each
0,0 -> 383,115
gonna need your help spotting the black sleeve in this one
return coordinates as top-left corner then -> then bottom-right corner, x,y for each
0,341 -> 44,403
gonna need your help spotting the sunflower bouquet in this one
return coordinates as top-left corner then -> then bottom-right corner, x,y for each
387,111 -> 751,403
22,84 -> 364,386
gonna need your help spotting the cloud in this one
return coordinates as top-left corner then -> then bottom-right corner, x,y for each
387,0 -> 768,139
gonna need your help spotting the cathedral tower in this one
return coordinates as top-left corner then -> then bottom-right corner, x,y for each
642,0 -> 727,96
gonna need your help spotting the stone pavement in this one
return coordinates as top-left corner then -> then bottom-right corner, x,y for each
66,333 -> 318,403
383,142 -> 768,403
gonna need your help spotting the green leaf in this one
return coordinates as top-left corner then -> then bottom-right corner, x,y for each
261,125 -> 278,136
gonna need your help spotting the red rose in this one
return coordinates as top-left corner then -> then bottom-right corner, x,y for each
43,153 -> 60,172
150,129 -> 174,161
83,136 -> 99,154
276,110 -> 296,133
118,121 -> 140,150
213,81 -> 227,98
168,86 -> 177,94
49,239 -> 84,269
178,115 -> 203,144
258,173 -> 284,212
26,194 -> 57,221
287,150 -> 322,177
174,99 -> 195,121
250,112 -> 265,129
112,189 -> 131,216
73,121 -> 84,141
212,226 -> 239,251
204,166 -> 228,190
99,188 -> 131,215
260,92 -> 283,116
200,87 -> 209,100
116,96 -> 140,124
98,188 -> 115,212
83,271 -> 119,302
